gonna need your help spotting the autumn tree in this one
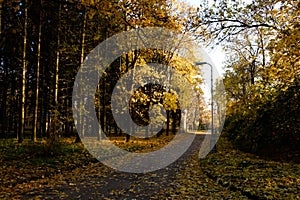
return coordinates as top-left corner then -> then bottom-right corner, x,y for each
191,0 -> 300,153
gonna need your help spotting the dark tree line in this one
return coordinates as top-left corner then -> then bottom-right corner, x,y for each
0,0 -> 191,143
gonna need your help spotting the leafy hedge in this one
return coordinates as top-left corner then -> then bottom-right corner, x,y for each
224,77 -> 300,154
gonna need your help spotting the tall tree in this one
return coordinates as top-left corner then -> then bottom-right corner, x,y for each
19,0 -> 28,143
47,1 -> 62,141
74,5 -> 88,143
0,0 -> 2,36
32,0 -> 43,142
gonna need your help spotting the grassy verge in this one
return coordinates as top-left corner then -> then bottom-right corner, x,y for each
0,135 -> 177,193
199,137 -> 300,199
0,138 -> 94,194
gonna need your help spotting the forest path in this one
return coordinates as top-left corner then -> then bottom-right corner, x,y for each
17,134 -> 246,199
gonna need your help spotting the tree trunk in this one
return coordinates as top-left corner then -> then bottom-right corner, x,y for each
75,7 -> 87,143
33,0 -> 43,142
14,93 -> 19,139
166,110 -> 170,136
124,53 -> 130,142
0,63 -> 8,137
50,1 -> 64,141
53,2 -> 61,134
250,60 -> 255,85
1,85 -> 7,137
97,84 -> 101,141
64,94 -> 70,136
19,0 -> 28,143
0,0 -> 2,36
172,111 -> 177,134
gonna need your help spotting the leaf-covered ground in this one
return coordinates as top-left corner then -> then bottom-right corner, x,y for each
0,135 -> 299,199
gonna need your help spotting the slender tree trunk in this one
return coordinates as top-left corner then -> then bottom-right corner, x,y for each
0,1 -> 4,137
166,66 -> 172,136
39,93 -> 44,137
102,79 -> 107,133
96,21 -> 102,141
250,60 -> 255,85
172,111 -> 177,134
100,25 -> 109,138
259,29 -> 268,84
1,83 -> 7,137
15,93 -> 19,138
97,84 -> 102,141
64,92 -> 69,135
75,7 -> 87,143
50,2 -> 62,140
260,33 -> 266,68
0,0 -> 2,36
125,53 -> 130,142
81,7 -> 87,136
19,0 -> 28,143
183,108 -> 188,133
54,5 -> 60,118
124,33 -> 139,142
33,0 -> 43,142
1,62 -> 8,137
166,110 -> 170,136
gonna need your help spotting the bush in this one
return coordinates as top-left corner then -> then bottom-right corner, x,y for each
224,77 -> 300,155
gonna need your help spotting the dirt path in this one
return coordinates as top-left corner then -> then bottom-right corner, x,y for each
14,135 -> 246,199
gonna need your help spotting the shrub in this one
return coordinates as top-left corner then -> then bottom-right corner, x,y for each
224,77 -> 300,155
